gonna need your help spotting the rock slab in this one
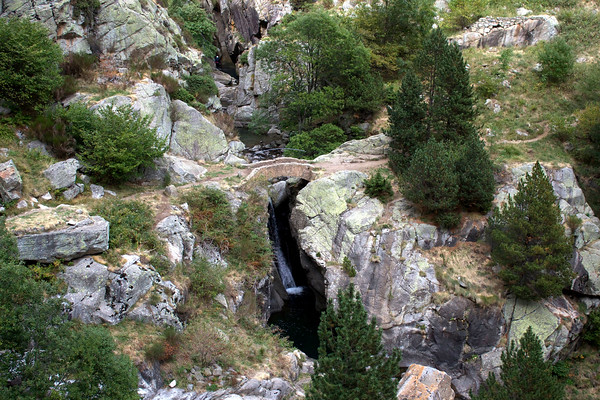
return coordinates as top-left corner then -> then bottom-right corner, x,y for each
397,364 -> 455,400
0,159 -> 22,202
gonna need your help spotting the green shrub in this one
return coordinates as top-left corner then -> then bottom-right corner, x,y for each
248,109 -> 272,136
0,18 -> 63,111
182,187 -> 233,251
78,105 -> 168,182
583,309 -> 600,347
184,73 -> 218,103
188,257 -> 225,298
284,123 -> 346,159
445,0 -> 487,30
499,48 -> 513,71
172,87 -> 196,104
364,170 -> 394,203
92,199 -> 162,251
574,61 -> 600,106
342,256 -> 356,277
436,212 -> 461,229
0,217 -> 18,264
71,0 -> 101,24
239,51 -> 249,65
151,71 -> 181,95
538,37 -> 575,84
172,3 -> 217,56
61,52 -> 98,79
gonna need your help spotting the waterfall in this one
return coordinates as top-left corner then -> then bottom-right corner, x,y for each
268,200 -> 301,293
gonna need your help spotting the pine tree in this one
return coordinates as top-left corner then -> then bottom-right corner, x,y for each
473,326 -> 565,400
386,69 -> 427,172
455,135 -> 495,213
488,162 -> 573,300
402,139 -> 460,226
307,284 -> 401,400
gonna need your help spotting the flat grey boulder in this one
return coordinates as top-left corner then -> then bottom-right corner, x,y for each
0,159 -> 22,202
43,158 -> 81,190
141,154 -> 208,184
170,100 -> 229,161
6,205 -> 109,262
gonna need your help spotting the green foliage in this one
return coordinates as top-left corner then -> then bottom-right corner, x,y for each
188,257 -> 225,298
583,309 -> 600,347
307,284 -> 401,400
387,69 -> 427,172
574,61 -> 600,106
402,139 -> 460,225
71,0 -> 101,24
61,52 -> 98,79
352,0 -> 434,77
538,37 -> 575,84
455,135 -> 495,212
0,217 -> 18,264
184,73 -> 218,103
172,87 -> 196,104
182,187 -> 272,274
364,170 -> 394,203
342,256 -> 357,277
445,0 -> 487,30
0,260 -> 138,399
92,199 -> 162,251
151,71 -> 181,95
284,123 -> 346,159
78,105 -> 168,182
257,9 -> 382,131
488,162 -> 573,300
0,18 -> 63,111
499,48 -> 513,71
472,326 -> 565,400
172,2 -> 217,57
248,109 -> 273,136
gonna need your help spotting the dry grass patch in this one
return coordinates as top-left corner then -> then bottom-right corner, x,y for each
426,242 -> 505,306
565,343 -> 600,400
108,320 -> 163,365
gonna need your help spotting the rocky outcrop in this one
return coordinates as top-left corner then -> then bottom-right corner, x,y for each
43,158 -> 80,190
313,133 -> 392,162
289,162 -> 590,397
156,214 -> 195,265
451,16 -> 559,49
1,0 -> 202,71
6,205 -> 109,262
141,154 -> 208,184
0,159 -> 22,202
62,256 -> 183,328
170,100 -> 230,161
397,364 -> 455,400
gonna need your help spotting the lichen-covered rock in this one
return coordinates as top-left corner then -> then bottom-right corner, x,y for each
6,205 -> 108,262
451,16 -> 559,49
314,133 -> 392,163
0,159 -> 22,202
397,364 -> 455,400
43,158 -> 80,190
62,256 -> 183,328
133,79 -> 173,142
1,0 -> 202,71
156,215 -> 195,265
170,100 -> 229,161
62,183 -> 84,200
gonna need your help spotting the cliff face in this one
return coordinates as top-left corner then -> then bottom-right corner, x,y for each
1,0 -> 203,71
288,158 -> 596,397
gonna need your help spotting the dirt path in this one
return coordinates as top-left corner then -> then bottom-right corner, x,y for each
496,125 -> 550,144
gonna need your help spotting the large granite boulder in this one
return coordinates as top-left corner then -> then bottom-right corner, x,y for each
0,159 -> 22,202
133,79 -> 173,142
43,158 -> 80,190
62,256 -> 183,327
170,100 -> 229,161
451,16 -> 559,49
1,0 -> 202,71
140,154 -> 208,184
397,364 -> 455,400
6,205 -> 109,262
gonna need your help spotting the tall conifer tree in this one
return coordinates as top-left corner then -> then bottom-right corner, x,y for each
488,162 -> 573,300
307,284 -> 401,400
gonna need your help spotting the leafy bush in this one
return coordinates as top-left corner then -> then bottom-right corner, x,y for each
248,109 -> 272,136
61,52 -> 98,79
342,256 -> 356,277
92,199 -> 162,251
0,18 -> 63,111
184,73 -> 217,103
78,105 -> 168,182
172,87 -> 196,104
284,123 -> 346,159
574,61 -> 600,106
364,170 -> 394,203
172,3 -> 217,57
538,37 -> 575,84
71,0 -> 101,24
188,257 -> 225,298
583,309 -> 600,347
445,0 -> 487,30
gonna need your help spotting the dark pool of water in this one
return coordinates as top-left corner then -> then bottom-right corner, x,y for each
237,127 -> 280,148
268,288 -> 321,359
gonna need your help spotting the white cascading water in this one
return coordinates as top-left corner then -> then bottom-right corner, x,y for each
268,200 -> 303,294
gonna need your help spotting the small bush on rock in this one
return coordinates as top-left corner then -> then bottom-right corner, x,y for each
184,74 -> 218,103
78,105 -> 168,182
364,170 -> 394,203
